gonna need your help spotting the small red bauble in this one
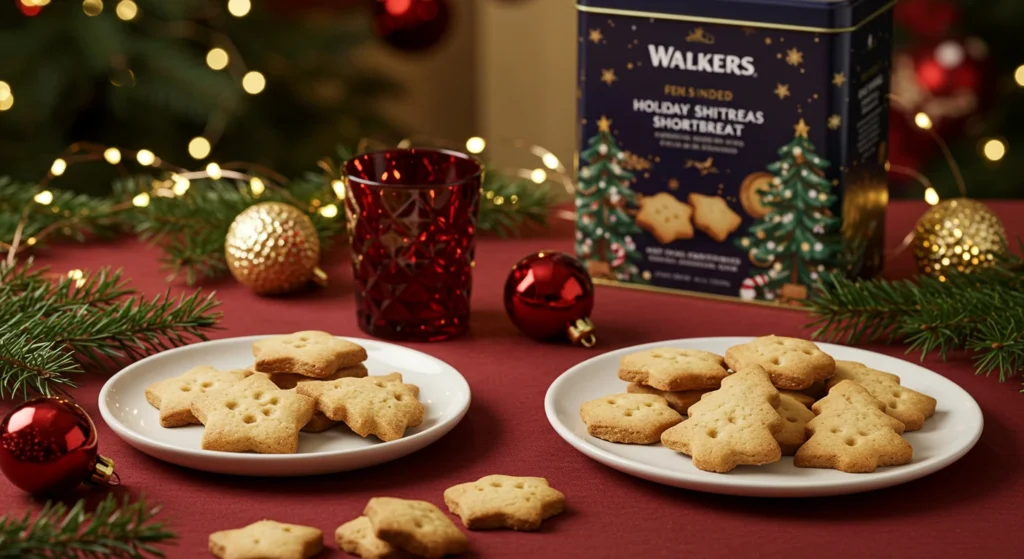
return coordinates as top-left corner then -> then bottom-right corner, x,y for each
0,397 -> 115,495
504,251 -> 597,347
371,0 -> 451,52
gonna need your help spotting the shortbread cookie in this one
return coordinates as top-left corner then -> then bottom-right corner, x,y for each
145,366 -> 249,427
302,411 -> 339,433
625,383 -> 708,414
828,361 -> 936,431
618,348 -> 729,392
661,366 -> 782,473
209,520 -> 322,559
724,335 -> 836,390
191,375 -> 314,454
444,475 -> 565,531
580,393 -> 683,444
297,373 -> 423,442
689,193 -> 742,242
257,364 -> 368,389
336,517 -> 413,559
779,390 -> 816,409
253,331 -> 367,378
795,380 -> 913,473
364,498 -> 468,559
636,192 -> 694,244
775,393 -> 816,455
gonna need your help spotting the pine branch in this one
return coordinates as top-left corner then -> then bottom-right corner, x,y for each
0,330 -> 80,400
0,178 -> 122,251
0,494 -> 175,559
478,170 -> 561,237
804,260 -> 1024,389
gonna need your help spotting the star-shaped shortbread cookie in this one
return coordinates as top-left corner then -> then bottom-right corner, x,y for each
725,335 -> 836,390
636,192 -> 694,244
336,516 -> 414,559
618,348 -> 729,391
828,361 -> 936,431
364,498 -> 468,559
191,375 -> 314,454
209,520 -> 322,559
580,393 -> 683,444
253,331 -> 367,378
444,475 -> 565,531
296,373 -> 424,442
689,193 -> 742,242
145,366 -> 249,427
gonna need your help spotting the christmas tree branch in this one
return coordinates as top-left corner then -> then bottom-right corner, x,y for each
478,170 -> 561,238
805,252 -> 1024,389
0,494 -> 175,559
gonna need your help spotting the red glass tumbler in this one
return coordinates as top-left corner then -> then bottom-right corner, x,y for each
344,148 -> 483,341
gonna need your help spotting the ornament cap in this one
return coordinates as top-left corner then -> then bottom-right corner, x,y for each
312,266 -> 328,287
568,318 -> 597,348
90,455 -> 119,487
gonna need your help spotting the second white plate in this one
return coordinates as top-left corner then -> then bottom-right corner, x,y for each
545,337 -> 983,497
99,335 -> 471,477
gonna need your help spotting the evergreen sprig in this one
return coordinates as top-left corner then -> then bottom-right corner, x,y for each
804,249 -> 1024,390
0,260 -> 221,399
478,170 -> 561,237
0,177 -> 121,249
0,494 -> 175,559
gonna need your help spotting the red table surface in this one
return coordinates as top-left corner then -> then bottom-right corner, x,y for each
2,201 -> 1023,559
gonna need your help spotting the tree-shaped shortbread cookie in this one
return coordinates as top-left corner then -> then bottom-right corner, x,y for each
661,366 -> 782,473
828,360 -> 936,431
795,380 -> 913,473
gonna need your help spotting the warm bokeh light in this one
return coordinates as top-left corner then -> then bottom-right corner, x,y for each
982,139 -> 1007,161
331,180 -> 346,200
914,112 -> 933,130
82,0 -> 103,16
188,136 -> 211,159
0,94 -> 13,111
0,81 -> 10,102
227,0 -> 251,17
1015,65 -> 1024,87
206,48 -> 229,71
103,147 -> 122,165
250,177 -> 265,196
924,187 -> 940,206
465,137 -> 486,154
541,152 -> 560,170
33,190 -> 54,205
172,174 -> 190,194
319,204 -> 339,218
67,269 -> 84,280
132,192 -> 151,207
50,158 -> 67,176
242,71 -> 266,94
136,149 -> 155,166
205,162 -> 222,179
530,168 -> 547,184
115,0 -> 137,20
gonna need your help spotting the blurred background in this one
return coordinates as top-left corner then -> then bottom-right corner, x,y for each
0,0 -> 1021,198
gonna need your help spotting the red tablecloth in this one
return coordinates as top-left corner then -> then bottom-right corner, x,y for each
2,201 -> 1023,558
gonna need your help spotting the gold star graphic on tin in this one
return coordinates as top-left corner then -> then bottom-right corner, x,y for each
600,68 -> 618,86
668,178 -> 680,191
827,114 -> 843,130
774,83 -> 791,100
627,62 -> 634,70
785,48 -> 804,66
832,72 -> 847,87
597,115 -> 612,132
794,118 -> 810,138
589,28 -> 604,44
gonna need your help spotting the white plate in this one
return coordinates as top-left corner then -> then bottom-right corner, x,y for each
99,335 -> 471,477
545,337 -> 983,497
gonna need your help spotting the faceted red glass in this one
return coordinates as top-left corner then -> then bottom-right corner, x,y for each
344,148 -> 482,342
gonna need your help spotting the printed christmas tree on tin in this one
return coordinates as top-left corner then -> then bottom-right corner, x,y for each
576,116 -> 646,283
734,119 -> 842,302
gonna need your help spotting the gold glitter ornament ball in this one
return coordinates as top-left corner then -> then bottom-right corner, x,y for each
225,202 -> 325,295
912,198 -> 1007,278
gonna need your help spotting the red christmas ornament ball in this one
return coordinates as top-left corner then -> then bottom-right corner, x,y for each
504,251 -> 597,346
371,0 -> 450,52
0,397 -> 115,495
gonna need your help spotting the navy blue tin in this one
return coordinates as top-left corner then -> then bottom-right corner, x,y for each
575,0 -> 894,303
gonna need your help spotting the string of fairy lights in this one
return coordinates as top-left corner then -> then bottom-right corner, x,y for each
2,0 -> 263,159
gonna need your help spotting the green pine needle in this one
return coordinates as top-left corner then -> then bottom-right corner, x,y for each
804,247 -> 1024,392
0,494 -> 176,559
0,260 -> 221,399
478,169 -> 561,238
